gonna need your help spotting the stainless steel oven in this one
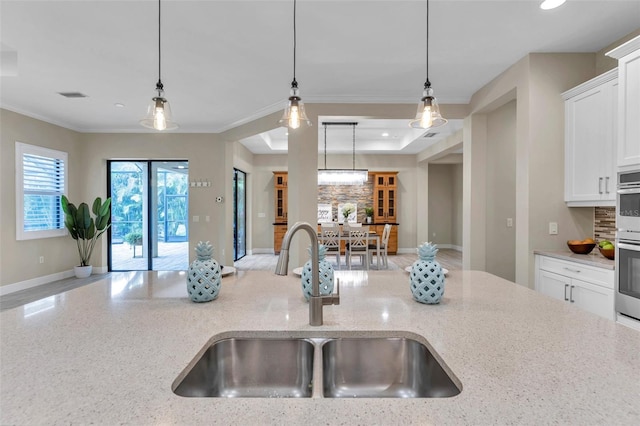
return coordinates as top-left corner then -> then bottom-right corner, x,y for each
616,231 -> 640,321
617,170 -> 640,232
616,169 -> 640,321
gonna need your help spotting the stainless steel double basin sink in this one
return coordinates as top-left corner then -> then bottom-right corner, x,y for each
172,332 -> 461,398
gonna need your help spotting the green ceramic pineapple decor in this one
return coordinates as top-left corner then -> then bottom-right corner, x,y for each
301,244 -> 334,301
187,241 -> 222,302
410,242 -> 445,304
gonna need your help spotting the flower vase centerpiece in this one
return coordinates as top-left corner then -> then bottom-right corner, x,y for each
410,242 -> 445,304
187,241 -> 222,302
301,244 -> 334,301
342,203 -> 355,223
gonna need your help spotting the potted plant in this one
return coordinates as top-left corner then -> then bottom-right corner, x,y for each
365,207 -> 374,224
61,195 -> 111,278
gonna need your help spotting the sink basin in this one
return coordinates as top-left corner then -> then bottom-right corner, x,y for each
322,337 -> 461,398
173,333 -> 461,398
173,338 -> 314,398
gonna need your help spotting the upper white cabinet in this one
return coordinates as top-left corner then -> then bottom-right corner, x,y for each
563,69 -> 617,206
607,35 -> 640,170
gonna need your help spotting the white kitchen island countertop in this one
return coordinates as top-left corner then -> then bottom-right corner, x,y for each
1,269 -> 639,425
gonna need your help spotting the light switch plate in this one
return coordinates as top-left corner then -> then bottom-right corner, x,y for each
549,222 -> 558,235
507,218 -> 513,228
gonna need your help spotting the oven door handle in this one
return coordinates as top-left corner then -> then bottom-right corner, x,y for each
617,188 -> 640,194
618,242 -> 640,252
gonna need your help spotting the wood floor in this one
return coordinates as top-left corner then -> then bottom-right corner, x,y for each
0,249 -> 461,312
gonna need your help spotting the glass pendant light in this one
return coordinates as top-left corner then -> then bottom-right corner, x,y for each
279,0 -> 311,129
317,123 -> 368,186
540,0 -> 566,10
140,0 -> 178,131
409,0 -> 447,130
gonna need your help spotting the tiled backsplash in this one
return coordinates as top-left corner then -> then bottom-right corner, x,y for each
317,176 -> 374,223
594,207 -> 615,242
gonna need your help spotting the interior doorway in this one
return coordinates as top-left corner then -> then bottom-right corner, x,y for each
108,160 -> 189,271
233,168 -> 247,261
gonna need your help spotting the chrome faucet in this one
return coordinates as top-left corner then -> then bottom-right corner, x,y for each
275,221 -> 340,326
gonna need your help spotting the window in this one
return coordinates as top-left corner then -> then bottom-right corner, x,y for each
15,142 -> 68,240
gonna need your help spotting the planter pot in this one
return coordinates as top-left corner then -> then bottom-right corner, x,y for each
366,217 -> 372,224
74,265 -> 92,278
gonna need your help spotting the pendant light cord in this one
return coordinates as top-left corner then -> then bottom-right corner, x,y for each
156,0 -> 163,92
352,124 -> 356,170
425,0 -> 430,88
292,0 -> 298,87
324,123 -> 327,169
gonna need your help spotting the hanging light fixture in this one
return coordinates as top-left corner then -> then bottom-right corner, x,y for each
409,0 -> 447,130
140,0 -> 178,131
317,122 -> 368,186
540,0 -> 566,10
279,0 -> 311,129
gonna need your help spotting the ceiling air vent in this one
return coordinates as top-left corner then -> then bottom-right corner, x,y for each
58,92 -> 88,98
423,132 -> 438,138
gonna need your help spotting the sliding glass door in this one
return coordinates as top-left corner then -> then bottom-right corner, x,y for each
108,160 -> 189,271
233,168 -> 246,261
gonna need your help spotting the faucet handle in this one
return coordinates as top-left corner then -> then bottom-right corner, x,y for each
322,278 -> 340,306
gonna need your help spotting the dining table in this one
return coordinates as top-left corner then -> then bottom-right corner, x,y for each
318,229 -> 381,270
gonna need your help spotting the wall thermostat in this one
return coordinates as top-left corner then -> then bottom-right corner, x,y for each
216,196 -> 224,203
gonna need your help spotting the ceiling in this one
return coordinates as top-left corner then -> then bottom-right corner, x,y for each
1,0 -> 639,154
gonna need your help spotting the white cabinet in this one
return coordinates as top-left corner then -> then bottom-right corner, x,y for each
563,69 -> 617,206
607,35 -> 640,170
535,255 -> 615,321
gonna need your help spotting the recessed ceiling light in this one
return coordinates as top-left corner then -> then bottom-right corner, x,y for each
381,132 -> 389,137
540,0 -> 566,10
114,103 -> 125,108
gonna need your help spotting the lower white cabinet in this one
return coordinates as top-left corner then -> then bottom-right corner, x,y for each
535,255 -> 615,321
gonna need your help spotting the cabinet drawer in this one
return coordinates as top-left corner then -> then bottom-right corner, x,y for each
538,256 -> 614,289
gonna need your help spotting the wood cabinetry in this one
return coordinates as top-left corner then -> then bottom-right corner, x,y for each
274,172 -> 288,222
607,35 -> 640,169
272,171 -> 400,254
373,172 -> 398,223
563,70 -> 617,206
535,255 -> 614,321
273,224 -> 288,254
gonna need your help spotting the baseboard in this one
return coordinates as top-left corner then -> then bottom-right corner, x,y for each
0,270 -> 75,296
397,244 -> 462,254
251,248 -> 275,255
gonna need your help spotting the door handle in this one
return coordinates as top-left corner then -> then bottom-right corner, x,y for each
598,177 -> 603,194
563,267 -> 581,273
564,284 -> 569,301
605,176 -> 610,194
569,285 -> 575,303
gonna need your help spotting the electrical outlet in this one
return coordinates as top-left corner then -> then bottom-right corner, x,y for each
507,218 -> 513,228
549,222 -> 558,235
39,256 -> 44,264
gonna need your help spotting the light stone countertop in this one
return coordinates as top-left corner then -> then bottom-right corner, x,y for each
534,249 -> 615,269
1,269 -> 639,425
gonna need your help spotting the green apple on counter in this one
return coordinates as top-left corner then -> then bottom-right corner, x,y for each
598,240 -> 614,250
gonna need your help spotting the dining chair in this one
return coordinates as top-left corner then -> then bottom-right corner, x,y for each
320,224 -> 341,269
346,227 -> 370,270
369,223 -> 391,269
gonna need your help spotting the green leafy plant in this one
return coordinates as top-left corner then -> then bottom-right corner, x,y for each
61,195 -> 112,267
124,232 -> 143,246
365,207 -> 374,217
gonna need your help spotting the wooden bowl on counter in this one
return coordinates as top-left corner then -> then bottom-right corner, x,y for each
567,241 -> 596,254
598,246 -> 615,260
